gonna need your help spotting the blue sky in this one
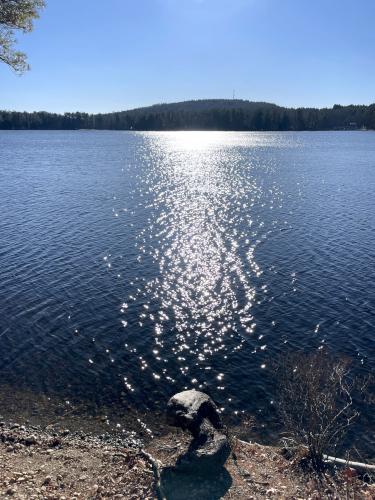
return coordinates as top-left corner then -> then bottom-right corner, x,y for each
1,0 -> 375,113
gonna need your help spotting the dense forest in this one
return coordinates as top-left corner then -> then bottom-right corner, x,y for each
1,99 -> 375,131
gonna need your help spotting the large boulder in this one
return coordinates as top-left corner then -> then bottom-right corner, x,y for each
167,389 -> 230,471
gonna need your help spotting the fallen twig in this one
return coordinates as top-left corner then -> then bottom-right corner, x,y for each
138,448 -> 165,500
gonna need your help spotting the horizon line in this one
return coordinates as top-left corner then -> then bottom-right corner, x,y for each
2,98 -> 375,115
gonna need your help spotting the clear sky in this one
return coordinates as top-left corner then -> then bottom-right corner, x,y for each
1,0 -> 375,113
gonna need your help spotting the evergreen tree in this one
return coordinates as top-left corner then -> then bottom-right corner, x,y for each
0,0 -> 45,73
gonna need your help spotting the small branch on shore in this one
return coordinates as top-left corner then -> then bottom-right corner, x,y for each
138,448 -> 165,500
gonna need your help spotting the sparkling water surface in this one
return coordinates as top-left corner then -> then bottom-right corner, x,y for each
0,131 -> 374,452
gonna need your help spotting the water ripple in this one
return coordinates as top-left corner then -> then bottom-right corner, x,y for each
0,130 -> 374,456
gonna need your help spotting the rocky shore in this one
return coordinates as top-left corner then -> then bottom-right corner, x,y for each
0,386 -> 373,499
0,419 -> 154,499
1,416 -> 373,499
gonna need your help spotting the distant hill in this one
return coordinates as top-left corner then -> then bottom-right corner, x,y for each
125,99 -> 279,113
1,99 -> 375,131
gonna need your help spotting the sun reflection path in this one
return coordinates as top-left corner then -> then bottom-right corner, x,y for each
120,132 -> 285,409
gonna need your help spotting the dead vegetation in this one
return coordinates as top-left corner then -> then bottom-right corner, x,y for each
275,350 -> 371,471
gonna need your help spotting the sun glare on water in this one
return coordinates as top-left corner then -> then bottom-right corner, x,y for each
115,131 -> 282,407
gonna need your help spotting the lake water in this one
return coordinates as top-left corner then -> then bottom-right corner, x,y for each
0,131 -> 374,454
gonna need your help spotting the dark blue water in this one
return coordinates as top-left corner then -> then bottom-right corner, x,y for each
0,131 -> 374,452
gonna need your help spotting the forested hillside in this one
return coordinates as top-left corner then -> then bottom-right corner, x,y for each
1,99 -> 374,130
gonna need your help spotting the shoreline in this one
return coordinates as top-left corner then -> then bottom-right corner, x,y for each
1,385 -> 374,499
1,416 -> 373,499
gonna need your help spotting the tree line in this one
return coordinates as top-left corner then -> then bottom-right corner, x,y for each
1,100 -> 375,131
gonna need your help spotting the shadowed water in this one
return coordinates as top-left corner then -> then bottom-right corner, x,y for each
0,131 -> 374,454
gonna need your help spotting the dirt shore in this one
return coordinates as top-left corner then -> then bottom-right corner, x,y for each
0,419 -> 154,499
1,418 -> 374,499
0,385 -> 373,499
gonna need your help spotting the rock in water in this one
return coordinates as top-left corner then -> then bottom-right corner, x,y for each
167,389 -> 230,471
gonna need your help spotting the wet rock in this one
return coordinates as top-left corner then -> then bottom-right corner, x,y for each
167,389 -> 230,471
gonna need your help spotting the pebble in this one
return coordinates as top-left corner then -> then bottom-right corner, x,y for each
266,488 -> 277,495
49,437 -> 61,447
25,435 -> 38,446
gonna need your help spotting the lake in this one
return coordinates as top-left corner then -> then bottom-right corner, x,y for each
0,130 -> 374,454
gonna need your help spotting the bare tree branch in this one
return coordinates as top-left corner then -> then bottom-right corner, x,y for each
275,351 -> 362,470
